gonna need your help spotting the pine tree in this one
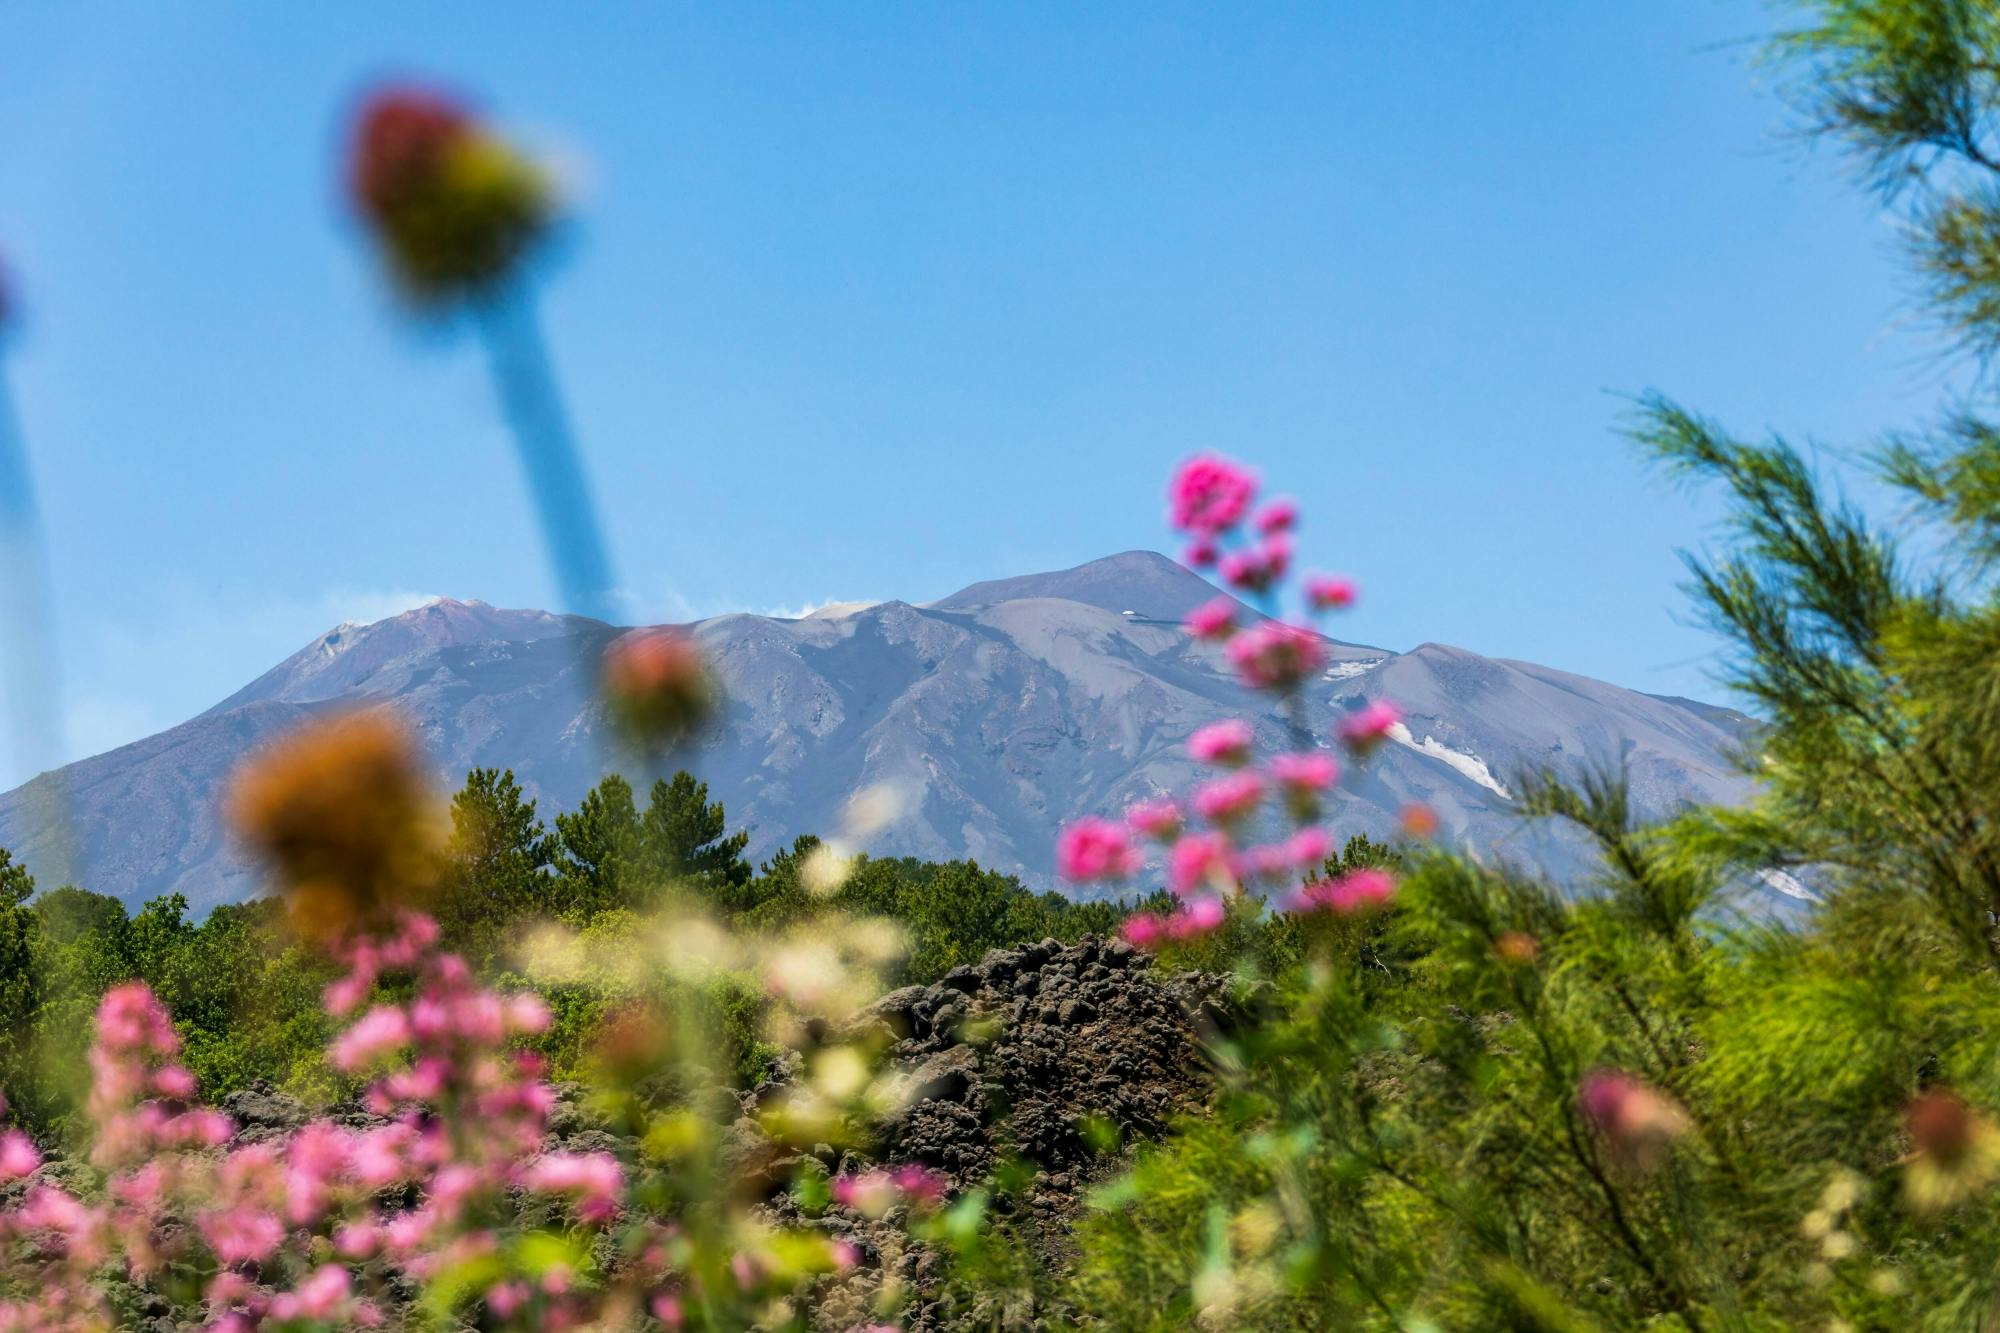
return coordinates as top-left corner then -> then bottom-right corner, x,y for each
637,771 -> 751,903
436,768 -> 554,959
552,773 -> 641,918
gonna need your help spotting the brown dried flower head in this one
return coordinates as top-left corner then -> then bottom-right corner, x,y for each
1902,1089 -> 2000,1212
226,709 -> 445,942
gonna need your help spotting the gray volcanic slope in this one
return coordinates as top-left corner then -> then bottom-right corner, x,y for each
0,552 -> 1761,913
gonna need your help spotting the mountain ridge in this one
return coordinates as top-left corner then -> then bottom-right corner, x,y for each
0,552 -> 1758,912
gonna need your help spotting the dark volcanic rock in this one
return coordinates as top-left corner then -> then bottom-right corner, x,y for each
786,935 -> 1239,1330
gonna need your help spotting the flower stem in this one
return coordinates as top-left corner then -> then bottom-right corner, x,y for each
0,365 -> 77,885
474,288 -> 619,627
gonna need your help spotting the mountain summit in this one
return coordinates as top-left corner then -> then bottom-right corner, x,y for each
0,553 -> 1757,912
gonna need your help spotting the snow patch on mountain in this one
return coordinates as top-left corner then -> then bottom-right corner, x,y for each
1386,722 -> 1513,798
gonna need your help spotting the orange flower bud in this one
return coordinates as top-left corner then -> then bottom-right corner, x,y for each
603,628 -> 716,750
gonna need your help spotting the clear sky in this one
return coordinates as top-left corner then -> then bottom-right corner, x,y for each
0,2 -> 1952,787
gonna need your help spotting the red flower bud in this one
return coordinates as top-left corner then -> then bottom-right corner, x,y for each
603,628 -> 715,749
346,86 -> 552,303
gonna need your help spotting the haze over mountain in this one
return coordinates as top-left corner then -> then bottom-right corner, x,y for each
0,552 -> 1763,913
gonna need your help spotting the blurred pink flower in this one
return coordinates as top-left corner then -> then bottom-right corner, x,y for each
1167,830 -> 1233,897
1125,798 -> 1183,842
1290,867 -> 1398,916
1337,699 -> 1402,754
1168,896 -> 1227,938
331,1005 -> 412,1073
1254,498 -> 1298,534
1306,574 -> 1358,611
1193,771 -> 1264,824
1184,537 -> 1219,568
1056,817 -> 1143,883
1220,537 -> 1290,595
1284,827 -> 1331,868
1183,596 -> 1237,641
1578,1070 -> 1689,1165
1121,913 -> 1167,950
1226,620 -> 1326,691
269,1265 -> 351,1322
0,1131 -> 39,1182
1269,752 -> 1337,792
1168,453 -> 1257,534
523,1151 -> 624,1223
1188,719 -> 1254,766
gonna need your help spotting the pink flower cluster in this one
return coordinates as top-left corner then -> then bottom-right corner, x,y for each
1287,867 -> 1398,916
1057,817 -> 1144,884
1121,895 -> 1227,951
830,1163 -> 949,1218
1337,699 -> 1402,754
1226,620 -> 1326,691
1168,453 -> 1258,539
1060,458 -> 1420,954
0,913 -> 682,1332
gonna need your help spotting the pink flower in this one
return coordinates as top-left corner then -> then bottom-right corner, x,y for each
1226,621 -> 1327,691
271,1265 -> 351,1322
1234,843 -> 1292,882
0,1131 -> 39,1182
1056,817 -> 1143,883
1328,867 -> 1397,914
323,969 -> 372,1017
331,1004 -> 412,1072
1167,896 -> 1227,938
1188,719 -> 1254,766
831,1168 -> 899,1218
1193,771 -> 1264,824
1337,699 -> 1402,754
505,991 -> 553,1036
1125,798 -> 1183,841
1168,453 -> 1257,534
1284,827 -> 1331,869
523,1151 -> 624,1223
200,1204 -> 286,1265
486,1282 -> 532,1318
1268,752 -> 1337,792
95,983 -> 177,1055
1288,866 -> 1398,916
1577,1070 -> 1689,1165
1254,498 -> 1298,534
1121,913 -> 1167,950
152,1064 -> 195,1100
335,1221 -> 382,1258
890,1162 -> 948,1206
1306,575 -> 1358,611
1219,537 -> 1290,595
1183,596 -> 1237,641
1184,537 -> 1219,569
1167,830 -> 1233,897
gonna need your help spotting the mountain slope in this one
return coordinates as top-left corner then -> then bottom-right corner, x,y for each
0,553 -> 1757,912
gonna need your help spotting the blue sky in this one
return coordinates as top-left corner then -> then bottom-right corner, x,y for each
0,2 -> 1950,786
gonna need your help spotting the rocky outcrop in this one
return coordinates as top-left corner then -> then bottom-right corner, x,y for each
747,935 -> 1241,1329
